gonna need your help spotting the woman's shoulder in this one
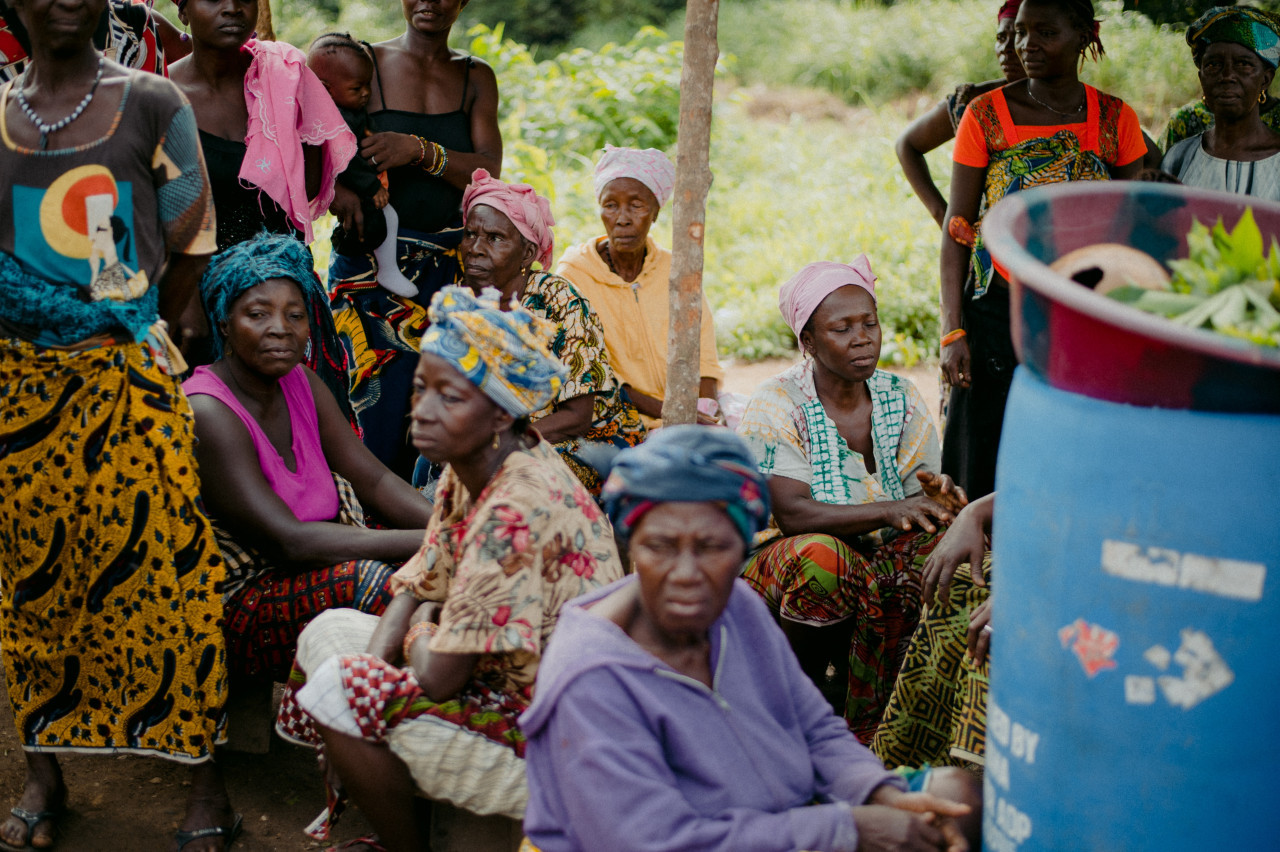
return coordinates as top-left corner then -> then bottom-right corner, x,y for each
1162,133 -> 1203,171
114,61 -> 189,112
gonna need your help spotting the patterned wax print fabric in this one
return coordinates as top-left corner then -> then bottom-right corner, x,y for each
740,529 -> 942,744
0,336 -> 228,761
952,84 -> 1145,299
1187,6 -> 1280,68
736,361 -> 940,548
327,225 -> 464,479
0,0 -> 166,83
1163,133 -> 1280,201
0,72 -> 215,347
275,437 -> 623,832
1159,99 -> 1280,152
873,558 -> 992,769
521,271 -> 646,494
215,475 -> 396,681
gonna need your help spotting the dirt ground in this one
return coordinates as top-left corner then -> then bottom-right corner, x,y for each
0,358 -> 940,851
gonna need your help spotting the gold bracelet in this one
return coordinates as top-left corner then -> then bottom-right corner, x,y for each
941,328 -> 968,347
426,141 -> 448,177
402,620 -> 438,659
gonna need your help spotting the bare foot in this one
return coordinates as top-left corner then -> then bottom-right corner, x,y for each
172,762 -> 237,852
0,753 -> 66,851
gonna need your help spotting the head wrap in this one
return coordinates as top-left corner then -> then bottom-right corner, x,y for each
199,233 -> 354,423
593,144 -> 676,209
601,426 -> 771,546
777,257 -> 878,343
1188,6 -> 1280,69
461,169 -> 556,270
420,285 -> 567,417
997,0 -> 1022,22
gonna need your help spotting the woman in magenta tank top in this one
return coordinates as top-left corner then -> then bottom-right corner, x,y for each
183,234 -> 432,683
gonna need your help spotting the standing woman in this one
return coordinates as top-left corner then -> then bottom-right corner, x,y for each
327,0 -> 502,480
897,0 -> 1025,227
939,0 -> 1145,499
168,0 -> 355,253
0,0 -> 238,848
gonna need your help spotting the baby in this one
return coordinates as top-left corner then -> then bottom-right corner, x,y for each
307,33 -> 417,298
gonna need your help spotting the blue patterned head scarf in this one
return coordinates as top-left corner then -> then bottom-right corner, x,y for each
601,425 -> 771,546
420,285 -> 567,417
199,232 -> 353,422
1188,6 -> 1280,69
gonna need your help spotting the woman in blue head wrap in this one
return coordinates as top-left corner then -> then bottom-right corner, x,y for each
183,233 -> 433,686
521,426 -> 980,852
1162,6 -> 1280,199
275,286 -> 623,849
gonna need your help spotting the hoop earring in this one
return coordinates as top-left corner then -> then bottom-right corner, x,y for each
1261,92 -> 1268,104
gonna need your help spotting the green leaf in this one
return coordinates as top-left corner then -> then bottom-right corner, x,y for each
1226,208 -> 1265,277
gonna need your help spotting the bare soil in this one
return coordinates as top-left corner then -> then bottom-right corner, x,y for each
0,359 -> 940,851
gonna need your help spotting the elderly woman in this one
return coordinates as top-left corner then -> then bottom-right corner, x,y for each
557,145 -> 723,427
0,0 -> 232,847
183,234 -> 432,684
274,286 -> 623,851
326,0 -> 502,480
452,168 -> 645,494
522,427 -> 980,852
897,0 -> 1026,227
736,259 -> 964,743
940,0 -> 1146,500
1162,6 -> 1280,199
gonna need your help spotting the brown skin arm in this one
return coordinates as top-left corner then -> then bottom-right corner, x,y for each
157,251 -> 210,349
1110,157 -> 1143,180
188,390 -> 425,567
896,99 -> 959,227
939,161 -> 986,389
305,369 -> 432,529
375,599 -> 479,701
921,491 -> 995,606
768,474 -> 954,539
533,393 -> 595,444
364,593 -> 423,663
627,378 -> 721,424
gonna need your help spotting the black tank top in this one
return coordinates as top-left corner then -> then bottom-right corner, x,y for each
369,55 -> 475,234
199,130 -> 299,251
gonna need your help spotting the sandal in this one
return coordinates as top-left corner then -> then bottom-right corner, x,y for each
0,805 -> 63,852
174,813 -> 242,851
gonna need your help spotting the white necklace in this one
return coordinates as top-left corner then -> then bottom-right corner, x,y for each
14,55 -> 106,150
1025,79 -> 1085,118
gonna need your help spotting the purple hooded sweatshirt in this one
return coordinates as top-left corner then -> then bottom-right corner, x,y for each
520,576 -> 906,852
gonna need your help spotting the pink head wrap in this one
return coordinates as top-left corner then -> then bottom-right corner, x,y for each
593,144 -> 677,209
461,169 -> 556,270
778,257 -> 878,342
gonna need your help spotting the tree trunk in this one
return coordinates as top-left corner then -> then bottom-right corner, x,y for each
255,0 -> 275,41
661,0 -> 718,426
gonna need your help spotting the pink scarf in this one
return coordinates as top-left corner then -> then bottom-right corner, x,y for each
778,257 -> 878,342
461,168 -> 556,269
592,144 -> 676,208
241,39 -> 356,243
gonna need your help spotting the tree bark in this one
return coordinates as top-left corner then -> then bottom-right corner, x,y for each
661,0 -> 718,426
255,0 -> 275,41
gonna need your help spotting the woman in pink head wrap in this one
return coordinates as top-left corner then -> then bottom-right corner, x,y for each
453,169 -> 646,495
736,258 -> 966,744
896,0 -> 1026,227
557,146 -> 723,428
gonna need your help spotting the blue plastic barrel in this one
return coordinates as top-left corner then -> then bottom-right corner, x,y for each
987,369 -> 1280,850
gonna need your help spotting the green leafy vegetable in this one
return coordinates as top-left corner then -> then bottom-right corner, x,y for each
1110,208 -> 1280,348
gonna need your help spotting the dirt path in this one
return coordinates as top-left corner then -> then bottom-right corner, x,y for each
0,357 -> 941,851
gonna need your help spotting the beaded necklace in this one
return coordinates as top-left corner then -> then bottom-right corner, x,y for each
14,55 -> 106,150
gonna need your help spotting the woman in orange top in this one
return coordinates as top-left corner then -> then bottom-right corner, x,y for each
938,0 -> 1145,499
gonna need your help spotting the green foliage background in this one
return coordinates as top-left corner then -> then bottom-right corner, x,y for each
208,0 -> 1204,364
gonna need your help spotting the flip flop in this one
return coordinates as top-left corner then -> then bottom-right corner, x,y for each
174,813 -> 242,851
0,805 -> 63,852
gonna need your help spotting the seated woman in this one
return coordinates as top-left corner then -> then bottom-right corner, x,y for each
522,427 -> 981,852
275,286 -> 624,850
737,259 -> 964,743
184,234 -> 432,683
874,493 -> 995,771
1162,6 -> 1280,200
452,168 -> 645,494
557,145 -> 723,427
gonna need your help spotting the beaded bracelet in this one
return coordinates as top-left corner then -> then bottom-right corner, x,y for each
411,135 -> 428,167
941,328 -> 968,347
426,141 -> 448,178
402,620 -> 438,659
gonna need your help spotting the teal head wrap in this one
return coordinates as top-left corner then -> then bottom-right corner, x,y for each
1188,6 -> 1280,69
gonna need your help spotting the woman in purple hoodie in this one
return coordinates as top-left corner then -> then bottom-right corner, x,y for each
522,427 -> 980,852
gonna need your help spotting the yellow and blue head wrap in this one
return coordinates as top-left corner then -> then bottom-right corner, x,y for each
1188,6 -> 1280,69
420,285 -> 567,417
